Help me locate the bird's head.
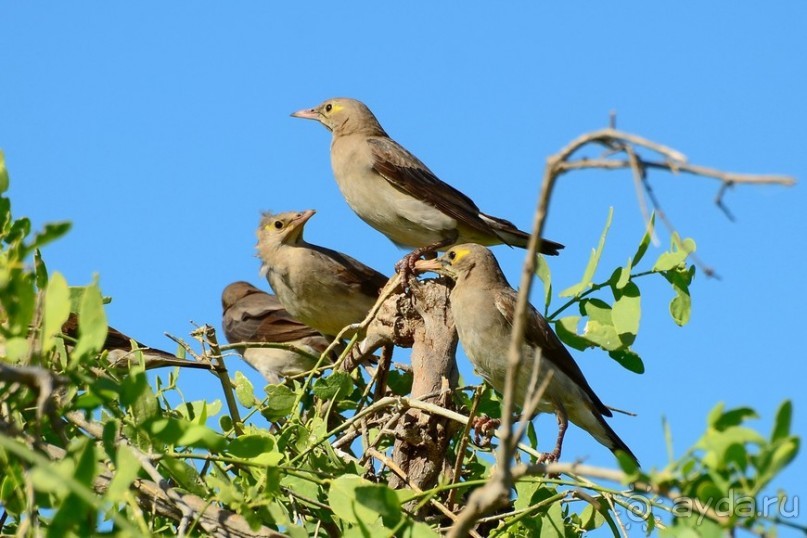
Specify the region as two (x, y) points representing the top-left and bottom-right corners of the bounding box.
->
(415, 243), (502, 284)
(257, 209), (316, 249)
(291, 98), (386, 137)
(221, 281), (260, 311)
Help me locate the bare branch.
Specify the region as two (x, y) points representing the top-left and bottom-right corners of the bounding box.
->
(447, 125), (794, 536)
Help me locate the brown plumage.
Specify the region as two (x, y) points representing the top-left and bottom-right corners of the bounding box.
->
(222, 281), (334, 384)
(291, 97), (564, 273)
(255, 209), (389, 336)
(417, 244), (637, 465)
(61, 313), (210, 371)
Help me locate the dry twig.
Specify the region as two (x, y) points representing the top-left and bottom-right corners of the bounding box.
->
(447, 125), (794, 536)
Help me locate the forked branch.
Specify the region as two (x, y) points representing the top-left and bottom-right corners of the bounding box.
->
(448, 125), (795, 537)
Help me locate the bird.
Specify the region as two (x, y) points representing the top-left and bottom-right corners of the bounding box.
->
(255, 209), (390, 337)
(221, 281), (336, 384)
(290, 97), (564, 275)
(60, 313), (211, 371)
(415, 244), (637, 464)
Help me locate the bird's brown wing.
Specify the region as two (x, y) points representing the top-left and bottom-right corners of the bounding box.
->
(224, 293), (325, 344)
(309, 244), (389, 299)
(367, 137), (505, 239)
(493, 289), (611, 416)
(62, 313), (211, 370)
(62, 312), (173, 357)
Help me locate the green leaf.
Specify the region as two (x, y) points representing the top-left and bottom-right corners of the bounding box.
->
(514, 480), (540, 511)
(386, 369), (413, 396)
(699, 426), (766, 468)
(400, 521), (441, 538)
(281, 475), (320, 508)
(261, 384), (297, 421)
(611, 282), (641, 342)
(219, 414), (234, 432)
(148, 417), (225, 450)
(32, 221), (71, 251)
(580, 501), (607, 531)
(613, 261), (632, 290)
(581, 298), (612, 324)
(712, 407), (758, 431)
(328, 475), (400, 527)
(582, 319), (621, 351)
(706, 402), (725, 428)
(106, 445), (142, 503)
(662, 415), (674, 463)
(560, 207), (613, 297)
(669, 287), (691, 326)
(0, 197), (11, 236)
(0, 149), (8, 193)
(540, 500), (566, 538)
(48, 438), (97, 537)
(664, 265), (695, 327)
(70, 281), (108, 362)
(43, 272), (71, 353)
(771, 400), (792, 442)
(313, 371), (353, 401)
(227, 434), (283, 466)
(178, 399), (222, 424)
(631, 213), (655, 267)
(120, 370), (149, 407)
(652, 233), (696, 272)
(160, 457), (207, 497)
(766, 437), (799, 478)
(3, 337), (30, 362)
(355, 484), (401, 526)
(608, 348), (645, 374)
(34, 249), (48, 290)
(233, 371), (256, 408)
(554, 316), (591, 351)
(535, 254), (553, 312)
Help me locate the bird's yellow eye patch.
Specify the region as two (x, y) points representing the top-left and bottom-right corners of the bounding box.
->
(329, 104), (344, 114)
(447, 247), (471, 264)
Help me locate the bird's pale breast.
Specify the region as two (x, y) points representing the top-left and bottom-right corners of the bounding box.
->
(331, 135), (457, 248)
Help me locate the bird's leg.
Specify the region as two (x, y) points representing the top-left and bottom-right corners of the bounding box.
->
(540, 405), (569, 463)
(394, 235), (457, 291)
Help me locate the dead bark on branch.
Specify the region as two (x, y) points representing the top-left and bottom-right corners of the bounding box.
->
(359, 278), (459, 498)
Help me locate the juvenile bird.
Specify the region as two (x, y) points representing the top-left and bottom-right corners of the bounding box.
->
(416, 244), (637, 464)
(221, 281), (334, 384)
(256, 210), (389, 337)
(291, 97), (564, 274)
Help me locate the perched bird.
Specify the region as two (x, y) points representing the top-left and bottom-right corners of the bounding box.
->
(290, 97), (564, 273)
(221, 281), (335, 384)
(416, 244), (637, 464)
(256, 210), (389, 337)
(60, 313), (211, 371)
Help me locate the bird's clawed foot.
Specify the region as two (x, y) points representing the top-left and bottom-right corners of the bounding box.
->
(395, 250), (435, 294)
(471, 415), (500, 447)
(538, 448), (561, 464)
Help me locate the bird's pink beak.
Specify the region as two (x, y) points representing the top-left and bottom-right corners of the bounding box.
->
(414, 258), (444, 274)
(290, 107), (319, 120)
(296, 209), (316, 225)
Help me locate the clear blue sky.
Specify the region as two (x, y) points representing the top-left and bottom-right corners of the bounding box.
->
(2, 4), (805, 533)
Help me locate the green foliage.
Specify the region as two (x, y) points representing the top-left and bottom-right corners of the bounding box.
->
(0, 157), (799, 537)
(543, 211), (697, 375)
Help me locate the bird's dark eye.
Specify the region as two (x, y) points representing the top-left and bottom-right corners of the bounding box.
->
(325, 103), (332, 112)
(447, 251), (456, 260)
(274, 221), (283, 229)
